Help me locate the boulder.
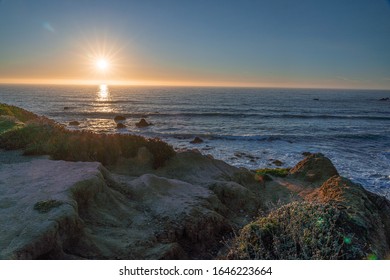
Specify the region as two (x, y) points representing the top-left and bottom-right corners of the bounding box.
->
(116, 123), (126, 129)
(68, 121), (80, 126)
(136, 118), (151, 128)
(308, 176), (390, 259)
(190, 137), (204, 144)
(289, 153), (338, 184)
(114, 115), (126, 121)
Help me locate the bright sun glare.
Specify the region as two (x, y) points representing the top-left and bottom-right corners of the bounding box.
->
(96, 59), (108, 71)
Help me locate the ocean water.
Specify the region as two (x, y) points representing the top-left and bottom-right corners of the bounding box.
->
(1, 84), (389, 197)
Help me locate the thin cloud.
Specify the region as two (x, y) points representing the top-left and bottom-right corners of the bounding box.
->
(336, 76), (370, 83)
(43, 22), (55, 33)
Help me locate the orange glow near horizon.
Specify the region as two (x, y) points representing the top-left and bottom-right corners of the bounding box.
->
(0, 78), (387, 90)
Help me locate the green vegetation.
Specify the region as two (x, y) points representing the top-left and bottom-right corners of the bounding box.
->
(0, 103), (175, 168)
(33, 200), (64, 213)
(0, 116), (19, 133)
(227, 201), (366, 260)
(0, 103), (39, 123)
(255, 168), (290, 179)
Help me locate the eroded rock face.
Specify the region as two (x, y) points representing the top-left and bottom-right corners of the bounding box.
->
(289, 153), (338, 184)
(0, 153), (263, 260)
(0, 159), (102, 259)
(2, 148), (389, 260)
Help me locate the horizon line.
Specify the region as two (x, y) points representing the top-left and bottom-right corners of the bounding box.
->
(0, 78), (389, 91)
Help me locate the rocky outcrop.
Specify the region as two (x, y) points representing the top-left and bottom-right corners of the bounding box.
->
(0, 150), (264, 260)
(228, 154), (390, 260)
(136, 118), (151, 128)
(289, 153), (338, 184)
(308, 176), (390, 259)
(2, 102), (390, 260)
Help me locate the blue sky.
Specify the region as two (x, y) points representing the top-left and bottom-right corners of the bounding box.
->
(0, 0), (390, 88)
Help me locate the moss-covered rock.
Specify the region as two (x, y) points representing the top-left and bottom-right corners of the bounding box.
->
(33, 200), (64, 213)
(227, 201), (367, 260)
(255, 168), (290, 180)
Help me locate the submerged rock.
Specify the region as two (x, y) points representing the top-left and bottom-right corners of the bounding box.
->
(68, 121), (80, 126)
(136, 118), (151, 128)
(272, 159), (283, 166)
(379, 97), (389, 101)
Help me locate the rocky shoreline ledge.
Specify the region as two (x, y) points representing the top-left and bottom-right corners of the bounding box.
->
(1, 103), (390, 260)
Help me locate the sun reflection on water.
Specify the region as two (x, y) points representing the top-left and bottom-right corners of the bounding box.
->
(97, 84), (110, 101)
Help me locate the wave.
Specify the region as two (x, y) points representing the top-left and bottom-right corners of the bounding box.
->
(164, 133), (284, 142)
(160, 132), (388, 144)
(49, 110), (390, 121)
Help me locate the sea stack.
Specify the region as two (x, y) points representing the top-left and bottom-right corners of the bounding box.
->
(136, 118), (151, 128)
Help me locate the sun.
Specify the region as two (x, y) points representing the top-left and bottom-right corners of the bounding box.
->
(96, 59), (109, 71)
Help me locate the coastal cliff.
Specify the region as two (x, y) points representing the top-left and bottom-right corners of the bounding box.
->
(1, 103), (389, 260)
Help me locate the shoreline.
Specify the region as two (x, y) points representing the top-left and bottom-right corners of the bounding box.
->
(1, 103), (390, 260)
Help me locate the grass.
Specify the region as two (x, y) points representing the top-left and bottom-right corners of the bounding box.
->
(255, 168), (290, 181)
(0, 116), (19, 134)
(33, 200), (64, 213)
(227, 201), (367, 260)
(0, 103), (39, 123)
(0, 103), (175, 168)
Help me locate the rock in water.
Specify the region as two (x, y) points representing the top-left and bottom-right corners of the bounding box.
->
(114, 115), (126, 121)
(116, 123), (126, 129)
(272, 159), (283, 166)
(69, 121), (80, 126)
(190, 137), (204, 144)
(289, 153), (338, 184)
(136, 118), (151, 128)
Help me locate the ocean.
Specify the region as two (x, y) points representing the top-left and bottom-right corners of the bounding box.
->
(1, 84), (389, 198)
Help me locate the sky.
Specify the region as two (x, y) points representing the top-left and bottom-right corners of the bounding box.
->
(0, 0), (390, 89)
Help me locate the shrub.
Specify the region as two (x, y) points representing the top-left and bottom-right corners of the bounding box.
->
(0, 116), (19, 134)
(227, 201), (366, 260)
(255, 168), (290, 181)
(0, 103), (39, 122)
(0, 104), (175, 168)
(33, 200), (64, 213)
